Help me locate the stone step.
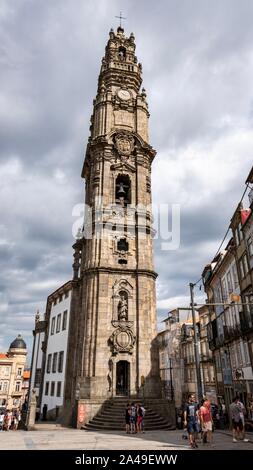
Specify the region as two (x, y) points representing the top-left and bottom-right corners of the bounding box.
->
(102, 406), (146, 409)
(84, 422), (172, 431)
(82, 398), (174, 432)
(91, 415), (168, 425)
(99, 409), (160, 419)
(104, 406), (150, 411)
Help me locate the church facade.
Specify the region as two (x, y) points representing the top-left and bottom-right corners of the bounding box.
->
(63, 26), (166, 427)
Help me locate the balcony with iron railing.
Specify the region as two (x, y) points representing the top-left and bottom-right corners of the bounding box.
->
(208, 338), (216, 351)
(239, 309), (253, 334)
(184, 355), (195, 364)
(215, 335), (224, 348)
(200, 352), (213, 362)
(223, 324), (242, 342)
(12, 390), (22, 396)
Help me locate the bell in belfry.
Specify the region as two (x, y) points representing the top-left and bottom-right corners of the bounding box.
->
(118, 182), (126, 197)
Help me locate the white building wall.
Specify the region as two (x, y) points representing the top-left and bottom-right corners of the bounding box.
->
(41, 292), (72, 412)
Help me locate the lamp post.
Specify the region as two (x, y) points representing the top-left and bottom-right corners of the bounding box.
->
(189, 283), (203, 403)
(169, 358), (174, 401)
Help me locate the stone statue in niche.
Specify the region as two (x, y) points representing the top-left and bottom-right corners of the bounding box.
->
(107, 359), (113, 392)
(118, 293), (128, 321)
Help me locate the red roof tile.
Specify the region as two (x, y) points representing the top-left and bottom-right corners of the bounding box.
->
(0, 353), (8, 359)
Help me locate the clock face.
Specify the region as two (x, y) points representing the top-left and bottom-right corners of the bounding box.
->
(117, 89), (131, 101)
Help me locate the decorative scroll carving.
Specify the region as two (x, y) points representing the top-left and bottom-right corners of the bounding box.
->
(109, 322), (136, 354)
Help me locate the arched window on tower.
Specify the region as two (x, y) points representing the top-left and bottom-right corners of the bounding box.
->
(118, 291), (128, 321)
(115, 174), (131, 207)
(118, 46), (126, 61)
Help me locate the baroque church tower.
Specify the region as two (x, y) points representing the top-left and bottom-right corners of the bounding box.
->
(64, 26), (165, 427)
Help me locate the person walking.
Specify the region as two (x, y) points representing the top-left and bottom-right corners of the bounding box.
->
(184, 394), (199, 449)
(12, 411), (19, 431)
(136, 404), (144, 433)
(130, 403), (137, 434)
(229, 396), (248, 443)
(200, 400), (213, 445)
(238, 399), (249, 442)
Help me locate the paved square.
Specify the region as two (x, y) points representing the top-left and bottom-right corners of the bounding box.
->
(0, 426), (252, 450)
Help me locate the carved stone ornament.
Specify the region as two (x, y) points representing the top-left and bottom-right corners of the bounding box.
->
(115, 133), (134, 156)
(109, 323), (136, 354)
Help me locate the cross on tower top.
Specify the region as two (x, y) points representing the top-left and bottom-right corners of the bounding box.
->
(115, 12), (126, 28)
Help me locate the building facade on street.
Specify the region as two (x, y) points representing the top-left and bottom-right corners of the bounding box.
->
(197, 305), (216, 402)
(21, 369), (30, 405)
(240, 172), (253, 378)
(203, 240), (253, 414)
(180, 319), (197, 399)
(202, 168), (253, 417)
(41, 281), (72, 419)
(0, 335), (28, 410)
(157, 307), (215, 409)
(157, 310), (185, 408)
(156, 167), (253, 419)
(29, 281), (72, 419)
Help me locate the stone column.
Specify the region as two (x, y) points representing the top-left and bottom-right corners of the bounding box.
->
(26, 389), (37, 430)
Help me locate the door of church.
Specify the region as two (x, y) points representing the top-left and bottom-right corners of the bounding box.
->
(116, 361), (129, 396)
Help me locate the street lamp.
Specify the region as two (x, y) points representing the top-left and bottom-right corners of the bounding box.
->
(189, 283), (203, 404)
(169, 358), (174, 401)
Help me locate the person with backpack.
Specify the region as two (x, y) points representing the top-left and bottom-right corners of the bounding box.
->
(184, 394), (200, 449)
(229, 396), (248, 442)
(130, 403), (137, 434)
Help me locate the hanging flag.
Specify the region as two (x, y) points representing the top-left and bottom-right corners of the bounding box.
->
(241, 209), (251, 225)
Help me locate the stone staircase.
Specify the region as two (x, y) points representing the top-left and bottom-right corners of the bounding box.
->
(84, 397), (174, 431)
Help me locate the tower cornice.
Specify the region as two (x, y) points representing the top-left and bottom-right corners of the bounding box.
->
(80, 266), (158, 280)
(81, 130), (156, 179)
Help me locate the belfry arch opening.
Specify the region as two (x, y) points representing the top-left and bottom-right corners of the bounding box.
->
(118, 46), (126, 61)
(115, 174), (131, 206)
(117, 238), (129, 252)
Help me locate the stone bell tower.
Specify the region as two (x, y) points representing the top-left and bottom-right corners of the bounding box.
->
(64, 26), (163, 427)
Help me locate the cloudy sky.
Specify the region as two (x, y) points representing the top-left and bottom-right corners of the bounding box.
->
(0, 0), (253, 356)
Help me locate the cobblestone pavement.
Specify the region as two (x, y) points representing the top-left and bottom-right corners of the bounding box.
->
(0, 426), (252, 450)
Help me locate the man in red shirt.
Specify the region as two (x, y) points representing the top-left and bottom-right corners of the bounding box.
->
(200, 400), (213, 445)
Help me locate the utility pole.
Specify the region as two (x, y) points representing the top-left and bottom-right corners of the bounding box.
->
(169, 358), (174, 401)
(189, 282), (202, 403)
